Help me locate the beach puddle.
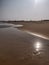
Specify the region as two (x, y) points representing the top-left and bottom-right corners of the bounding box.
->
(0, 24), (11, 28)
(0, 23), (23, 28)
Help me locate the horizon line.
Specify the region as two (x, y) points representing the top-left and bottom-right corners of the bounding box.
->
(0, 19), (49, 21)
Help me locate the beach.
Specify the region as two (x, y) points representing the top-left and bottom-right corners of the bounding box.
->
(0, 22), (49, 65)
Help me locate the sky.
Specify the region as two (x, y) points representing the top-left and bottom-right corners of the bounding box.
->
(0, 0), (49, 21)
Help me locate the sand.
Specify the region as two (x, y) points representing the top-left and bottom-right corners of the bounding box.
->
(11, 21), (49, 37)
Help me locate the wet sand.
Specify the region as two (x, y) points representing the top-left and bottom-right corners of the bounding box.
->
(0, 23), (49, 65)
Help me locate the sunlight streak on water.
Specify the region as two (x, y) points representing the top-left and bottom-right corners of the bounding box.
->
(25, 31), (49, 40)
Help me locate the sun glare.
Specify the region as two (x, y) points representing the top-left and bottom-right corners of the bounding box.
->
(35, 0), (43, 4)
(34, 41), (42, 51)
